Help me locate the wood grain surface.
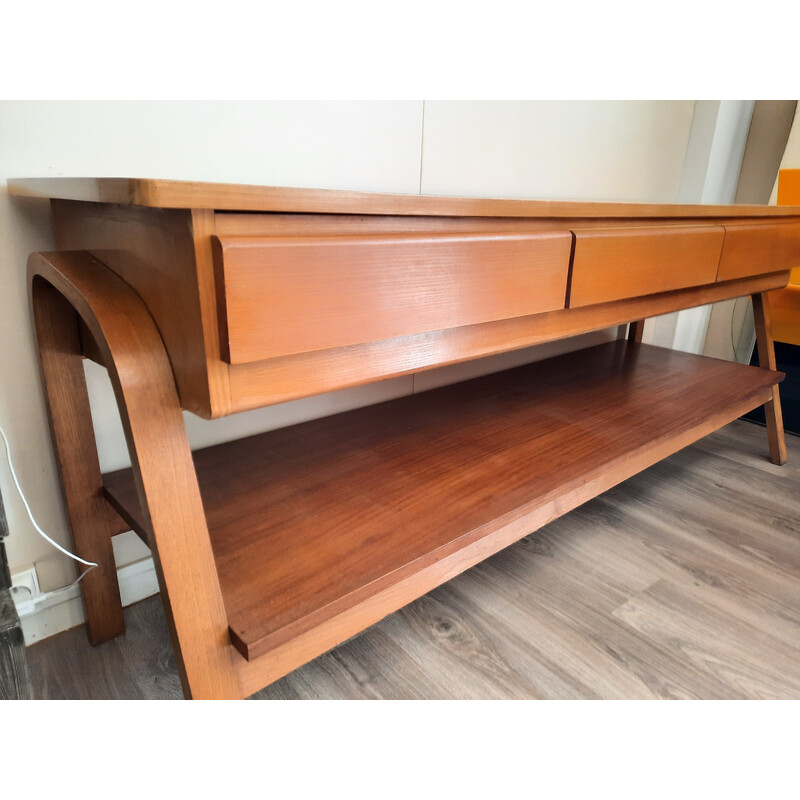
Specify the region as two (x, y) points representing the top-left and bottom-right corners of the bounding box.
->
(752, 292), (787, 465)
(225, 271), (791, 413)
(103, 341), (781, 675)
(19, 179), (800, 701)
(717, 222), (800, 281)
(10, 176), (800, 218)
(213, 232), (572, 363)
(25, 420), (800, 700)
(51, 200), (218, 418)
(42, 193), (800, 418)
(212, 211), (800, 238)
(568, 225), (725, 307)
(30, 280), (126, 644)
(29, 251), (241, 699)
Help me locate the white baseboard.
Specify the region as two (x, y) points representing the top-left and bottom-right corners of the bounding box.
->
(17, 557), (159, 645)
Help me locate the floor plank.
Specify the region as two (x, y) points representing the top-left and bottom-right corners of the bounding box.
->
(25, 419), (800, 700)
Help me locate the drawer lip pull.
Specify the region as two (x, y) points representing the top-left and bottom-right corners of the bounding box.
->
(213, 231), (573, 364)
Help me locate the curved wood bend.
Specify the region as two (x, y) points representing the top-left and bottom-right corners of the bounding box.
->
(28, 251), (241, 699)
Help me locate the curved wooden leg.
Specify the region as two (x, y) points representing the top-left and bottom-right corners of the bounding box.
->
(752, 292), (787, 465)
(31, 279), (125, 645)
(30, 251), (242, 699)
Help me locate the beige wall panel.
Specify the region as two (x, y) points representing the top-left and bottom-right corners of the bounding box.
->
(1, 101), (424, 192)
(420, 101), (695, 202)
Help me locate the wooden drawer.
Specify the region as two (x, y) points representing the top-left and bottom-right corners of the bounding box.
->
(717, 222), (800, 282)
(568, 225), (725, 307)
(212, 232), (572, 364)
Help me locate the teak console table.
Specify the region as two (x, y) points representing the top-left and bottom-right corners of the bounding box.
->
(10, 177), (800, 699)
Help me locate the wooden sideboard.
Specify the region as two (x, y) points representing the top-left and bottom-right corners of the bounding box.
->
(9, 177), (800, 699)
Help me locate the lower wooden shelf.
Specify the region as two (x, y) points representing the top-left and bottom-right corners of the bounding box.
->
(102, 341), (782, 665)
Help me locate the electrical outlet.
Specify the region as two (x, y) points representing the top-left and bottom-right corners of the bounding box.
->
(10, 565), (40, 616)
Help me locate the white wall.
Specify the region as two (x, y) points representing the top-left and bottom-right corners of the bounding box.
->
(0, 100), (701, 636)
(420, 101), (694, 201)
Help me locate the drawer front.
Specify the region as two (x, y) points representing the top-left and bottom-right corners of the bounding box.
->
(717, 222), (800, 282)
(213, 232), (572, 363)
(568, 225), (725, 307)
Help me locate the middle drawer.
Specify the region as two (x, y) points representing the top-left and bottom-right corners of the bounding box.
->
(212, 231), (572, 364)
(568, 224), (726, 307)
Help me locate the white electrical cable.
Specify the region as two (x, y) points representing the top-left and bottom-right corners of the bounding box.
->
(0, 422), (98, 570)
(11, 565), (97, 614)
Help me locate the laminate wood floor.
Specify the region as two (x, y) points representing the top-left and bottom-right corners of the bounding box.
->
(25, 420), (800, 700)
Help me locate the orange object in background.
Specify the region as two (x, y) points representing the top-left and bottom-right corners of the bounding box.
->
(772, 169), (800, 345)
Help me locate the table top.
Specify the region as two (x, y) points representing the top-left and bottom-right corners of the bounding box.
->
(10, 176), (800, 219)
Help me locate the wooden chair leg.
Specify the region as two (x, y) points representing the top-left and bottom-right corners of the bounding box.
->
(29, 252), (241, 699)
(752, 292), (787, 465)
(627, 320), (645, 343)
(31, 279), (125, 645)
